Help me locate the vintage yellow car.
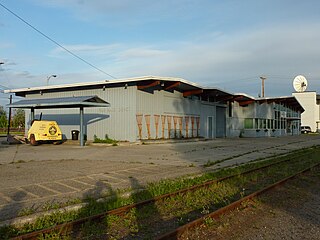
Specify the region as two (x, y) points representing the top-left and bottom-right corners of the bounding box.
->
(27, 120), (62, 146)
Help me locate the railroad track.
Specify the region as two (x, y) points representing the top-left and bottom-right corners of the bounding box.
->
(8, 149), (320, 239)
(156, 162), (320, 239)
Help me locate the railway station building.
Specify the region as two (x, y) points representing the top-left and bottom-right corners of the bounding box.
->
(6, 76), (304, 142)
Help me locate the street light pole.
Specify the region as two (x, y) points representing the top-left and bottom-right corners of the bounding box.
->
(46, 75), (57, 86)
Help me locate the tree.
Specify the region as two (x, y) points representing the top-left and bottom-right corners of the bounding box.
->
(12, 109), (25, 129)
(0, 106), (7, 128)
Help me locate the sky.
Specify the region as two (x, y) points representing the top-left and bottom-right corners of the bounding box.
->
(1, 0), (320, 107)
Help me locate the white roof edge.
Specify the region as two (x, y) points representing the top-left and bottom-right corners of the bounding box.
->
(257, 95), (296, 100)
(4, 75), (230, 94)
(233, 92), (256, 99)
(233, 93), (299, 101)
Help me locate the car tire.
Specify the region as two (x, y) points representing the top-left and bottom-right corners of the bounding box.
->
(30, 134), (38, 146)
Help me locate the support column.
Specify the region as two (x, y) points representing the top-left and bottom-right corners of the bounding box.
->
(7, 95), (12, 137)
(30, 108), (35, 122)
(80, 106), (84, 147)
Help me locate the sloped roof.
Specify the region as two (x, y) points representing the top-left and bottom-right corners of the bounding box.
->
(7, 96), (110, 109)
(4, 75), (234, 100)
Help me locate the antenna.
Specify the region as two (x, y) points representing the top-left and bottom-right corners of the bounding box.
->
(293, 75), (308, 92)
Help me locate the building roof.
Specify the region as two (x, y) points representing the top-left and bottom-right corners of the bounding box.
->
(6, 95), (110, 109)
(4, 75), (304, 112)
(256, 96), (304, 113)
(4, 75), (234, 103)
(4, 75), (228, 94)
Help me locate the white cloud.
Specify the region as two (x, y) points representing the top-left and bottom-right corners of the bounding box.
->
(106, 23), (320, 95)
(50, 44), (121, 57)
(117, 47), (170, 59)
(4, 20), (320, 98)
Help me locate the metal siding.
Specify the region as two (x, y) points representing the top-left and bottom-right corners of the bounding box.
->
(23, 87), (226, 141)
(24, 87), (136, 142)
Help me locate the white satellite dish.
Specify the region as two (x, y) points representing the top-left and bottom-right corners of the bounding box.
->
(293, 75), (308, 92)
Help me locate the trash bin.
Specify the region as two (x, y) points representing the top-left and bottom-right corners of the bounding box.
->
(71, 130), (79, 140)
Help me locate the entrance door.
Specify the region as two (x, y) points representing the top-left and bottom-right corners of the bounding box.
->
(207, 116), (213, 139)
(216, 107), (226, 138)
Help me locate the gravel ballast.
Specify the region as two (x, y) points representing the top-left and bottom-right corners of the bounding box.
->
(184, 167), (320, 240)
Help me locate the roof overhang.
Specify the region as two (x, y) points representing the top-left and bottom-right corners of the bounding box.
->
(6, 96), (110, 109)
(231, 93), (255, 106)
(256, 96), (304, 113)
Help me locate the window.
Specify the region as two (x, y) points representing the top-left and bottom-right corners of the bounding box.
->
(262, 119), (267, 129)
(244, 118), (254, 129)
(267, 119), (271, 129)
(259, 119), (263, 129)
(255, 119), (259, 129)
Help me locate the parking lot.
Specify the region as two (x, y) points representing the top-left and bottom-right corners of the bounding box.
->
(0, 135), (320, 223)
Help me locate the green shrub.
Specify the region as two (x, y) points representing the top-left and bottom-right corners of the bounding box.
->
(93, 134), (118, 144)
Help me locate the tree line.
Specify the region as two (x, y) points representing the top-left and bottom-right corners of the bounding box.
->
(0, 105), (25, 129)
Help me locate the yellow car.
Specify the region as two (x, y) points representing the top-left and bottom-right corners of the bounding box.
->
(27, 120), (63, 146)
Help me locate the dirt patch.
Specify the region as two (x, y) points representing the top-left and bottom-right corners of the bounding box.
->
(183, 167), (320, 240)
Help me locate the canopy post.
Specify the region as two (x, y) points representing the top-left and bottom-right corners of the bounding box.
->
(30, 108), (35, 122)
(80, 106), (84, 147)
(6, 95), (12, 140)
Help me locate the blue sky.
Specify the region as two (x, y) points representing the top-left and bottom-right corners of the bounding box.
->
(1, 0), (320, 106)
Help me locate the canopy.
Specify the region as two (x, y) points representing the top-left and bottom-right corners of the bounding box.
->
(7, 96), (110, 146)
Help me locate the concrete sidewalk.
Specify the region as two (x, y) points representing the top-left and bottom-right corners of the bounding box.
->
(0, 135), (319, 223)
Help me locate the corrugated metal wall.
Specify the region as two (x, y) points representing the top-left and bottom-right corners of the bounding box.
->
(24, 86), (226, 141)
(25, 86), (137, 142)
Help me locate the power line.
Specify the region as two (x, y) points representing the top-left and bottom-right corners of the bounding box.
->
(0, 83), (9, 90)
(0, 2), (117, 80)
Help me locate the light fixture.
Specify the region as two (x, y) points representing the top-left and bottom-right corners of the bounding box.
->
(103, 85), (106, 91)
(160, 82), (165, 87)
(124, 83), (128, 89)
(46, 74), (57, 86)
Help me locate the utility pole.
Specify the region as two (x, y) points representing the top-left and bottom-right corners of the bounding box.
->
(260, 76), (267, 98)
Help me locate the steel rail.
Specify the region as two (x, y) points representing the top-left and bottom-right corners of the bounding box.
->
(156, 162), (320, 240)
(10, 154), (310, 240)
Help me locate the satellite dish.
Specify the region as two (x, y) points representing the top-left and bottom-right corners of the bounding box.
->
(293, 75), (308, 92)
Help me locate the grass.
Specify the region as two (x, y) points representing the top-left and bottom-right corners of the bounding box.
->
(17, 207), (36, 217)
(93, 134), (118, 144)
(203, 159), (223, 167)
(1, 147), (320, 239)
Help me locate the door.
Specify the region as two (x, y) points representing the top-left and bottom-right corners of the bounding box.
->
(207, 116), (213, 139)
(216, 107), (226, 138)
